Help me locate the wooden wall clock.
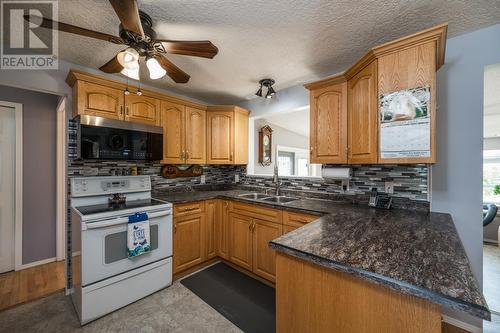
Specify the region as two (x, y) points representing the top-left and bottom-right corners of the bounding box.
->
(259, 125), (273, 166)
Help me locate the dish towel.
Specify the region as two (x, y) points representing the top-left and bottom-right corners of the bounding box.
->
(127, 212), (151, 258)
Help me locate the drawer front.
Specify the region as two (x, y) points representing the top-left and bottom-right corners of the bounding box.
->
(230, 201), (282, 223)
(174, 201), (205, 217)
(283, 211), (319, 226)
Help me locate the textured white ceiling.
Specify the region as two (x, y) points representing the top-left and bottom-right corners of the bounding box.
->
(56, 0), (500, 104)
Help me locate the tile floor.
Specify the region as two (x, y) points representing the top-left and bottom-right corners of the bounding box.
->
(0, 281), (242, 333)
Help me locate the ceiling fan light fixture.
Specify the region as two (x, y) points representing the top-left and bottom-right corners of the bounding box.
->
(146, 57), (167, 80)
(120, 66), (140, 80)
(117, 47), (140, 69)
(266, 86), (276, 99)
(257, 79), (276, 99)
(255, 85), (263, 97)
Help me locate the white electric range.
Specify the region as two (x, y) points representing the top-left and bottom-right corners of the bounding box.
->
(69, 175), (172, 325)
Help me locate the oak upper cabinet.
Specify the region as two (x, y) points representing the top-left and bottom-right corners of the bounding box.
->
(161, 101), (185, 164)
(229, 212), (253, 271)
(205, 200), (217, 259)
(306, 81), (348, 164)
(252, 218), (282, 282)
(161, 101), (207, 164)
(173, 203), (206, 274)
(124, 93), (161, 126)
(347, 60), (379, 164)
(185, 107), (207, 164)
(206, 106), (249, 164)
(377, 41), (438, 164)
(217, 200), (230, 260)
(74, 81), (124, 120)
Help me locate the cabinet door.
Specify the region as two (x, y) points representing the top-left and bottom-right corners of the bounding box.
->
(217, 200), (230, 260)
(161, 101), (185, 164)
(124, 94), (160, 125)
(205, 200), (217, 259)
(173, 213), (204, 274)
(229, 213), (253, 271)
(206, 111), (233, 164)
(348, 60), (378, 164)
(185, 107), (206, 164)
(310, 82), (348, 164)
(76, 81), (124, 120)
(252, 219), (282, 282)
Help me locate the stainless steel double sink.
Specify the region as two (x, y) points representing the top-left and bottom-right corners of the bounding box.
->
(238, 192), (298, 204)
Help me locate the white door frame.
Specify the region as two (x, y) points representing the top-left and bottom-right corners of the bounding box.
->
(56, 97), (67, 261)
(0, 101), (23, 271)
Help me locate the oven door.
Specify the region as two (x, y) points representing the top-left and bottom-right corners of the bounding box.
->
(81, 209), (172, 286)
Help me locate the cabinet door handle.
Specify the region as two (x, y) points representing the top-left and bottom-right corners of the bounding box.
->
(230, 153), (233, 162)
(120, 105), (124, 116)
(252, 221), (256, 231)
(126, 106), (130, 116)
(183, 207), (198, 212)
(249, 220), (253, 230)
(174, 223), (177, 233)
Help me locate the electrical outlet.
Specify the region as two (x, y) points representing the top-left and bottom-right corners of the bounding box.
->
(234, 174), (240, 183)
(200, 175), (206, 184)
(385, 181), (394, 194)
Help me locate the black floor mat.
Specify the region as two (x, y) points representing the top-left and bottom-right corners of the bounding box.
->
(180, 263), (276, 333)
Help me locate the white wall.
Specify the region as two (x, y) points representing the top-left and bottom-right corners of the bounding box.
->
(432, 23), (500, 326)
(252, 119), (309, 175)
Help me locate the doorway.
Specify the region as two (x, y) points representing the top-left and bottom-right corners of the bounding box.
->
(0, 102), (22, 274)
(483, 63), (500, 316)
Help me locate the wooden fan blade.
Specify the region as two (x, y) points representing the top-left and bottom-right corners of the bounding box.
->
(156, 40), (219, 59)
(109, 0), (144, 37)
(99, 55), (123, 73)
(153, 54), (190, 83)
(23, 15), (124, 44)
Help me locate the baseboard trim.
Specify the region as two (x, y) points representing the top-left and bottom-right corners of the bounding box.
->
(442, 315), (481, 333)
(17, 257), (57, 271)
(483, 238), (498, 245)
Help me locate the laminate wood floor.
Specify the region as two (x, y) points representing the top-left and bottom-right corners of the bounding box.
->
(0, 260), (65, 311)
(484, 244), (500, 313)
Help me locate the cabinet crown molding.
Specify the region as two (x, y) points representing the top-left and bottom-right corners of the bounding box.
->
(66, 69), (207, 110)
(304, 23), (447, 91)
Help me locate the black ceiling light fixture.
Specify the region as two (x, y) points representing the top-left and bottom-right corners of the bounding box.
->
(256, 79), (276, 99)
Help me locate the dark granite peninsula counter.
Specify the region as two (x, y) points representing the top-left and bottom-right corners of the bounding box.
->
(153, 187), (489, 330)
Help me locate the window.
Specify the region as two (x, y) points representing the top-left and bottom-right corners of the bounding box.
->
(483, 150), (500, 203)
(276, 145), (321, 177)
(277, 151), (294, 176)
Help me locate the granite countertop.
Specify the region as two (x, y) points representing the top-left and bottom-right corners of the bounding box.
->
(153, 188), (490, 320)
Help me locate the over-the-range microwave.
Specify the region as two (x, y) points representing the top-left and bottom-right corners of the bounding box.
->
(76, 115), (163, 161)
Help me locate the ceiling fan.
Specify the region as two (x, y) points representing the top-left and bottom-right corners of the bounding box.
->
(24, 0), (219, 83)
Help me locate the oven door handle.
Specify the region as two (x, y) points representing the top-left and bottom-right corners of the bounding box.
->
(82, 210), (172, 230)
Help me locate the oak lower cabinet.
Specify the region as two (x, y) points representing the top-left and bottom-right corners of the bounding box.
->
(205, 200), (218, 259)
(252, 219), (282, 282)
(217, 200), (230, 260)
(347, 60), (379, 164)
(229, 212), (254, 271)
(229, 202), (283, 282)
(283, 211), (319, 234)
(173, 211), (205, 274)
(206, 106), (249, 165)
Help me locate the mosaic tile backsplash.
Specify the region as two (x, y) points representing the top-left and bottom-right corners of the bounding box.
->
(68, 120), (428, 201)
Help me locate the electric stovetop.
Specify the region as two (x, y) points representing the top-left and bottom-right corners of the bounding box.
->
(75, 198), (167, 216)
